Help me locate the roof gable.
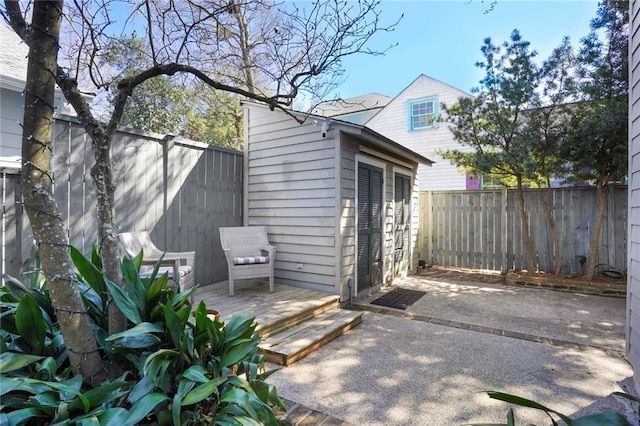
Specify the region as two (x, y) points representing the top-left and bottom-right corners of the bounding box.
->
(365, 74), (471, 127)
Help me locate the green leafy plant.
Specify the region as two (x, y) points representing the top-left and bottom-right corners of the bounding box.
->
(103, 252), (284, 425)
(472, 391), (633, 426)
(1, 246), (284, 425)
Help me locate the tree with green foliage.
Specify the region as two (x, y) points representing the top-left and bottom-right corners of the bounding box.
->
(2, 0), (398, 382)
(441, 29), (542, 275)
(522, 37), (577, 274)
(562, 0), (628, 280)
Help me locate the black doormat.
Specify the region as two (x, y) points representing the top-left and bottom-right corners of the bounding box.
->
(370, 288), (427, 310)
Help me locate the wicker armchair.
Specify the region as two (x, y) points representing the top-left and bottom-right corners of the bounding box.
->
(116, 231), (195, 293)
(219, 226), (276, 296)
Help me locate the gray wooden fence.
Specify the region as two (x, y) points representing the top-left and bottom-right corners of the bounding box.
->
(417, 187), (627, 275)
(1, 115), (243, 286)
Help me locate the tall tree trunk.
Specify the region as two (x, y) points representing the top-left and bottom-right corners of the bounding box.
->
(91, 134), (126, 334)
(13, 0), (104, 384)
(232, 4), (256, 94)
(585, 181), (609, 280)
(542, 187), (562, 275)
(516, 176), (536, 275)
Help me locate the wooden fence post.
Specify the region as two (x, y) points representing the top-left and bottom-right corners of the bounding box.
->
(501, 188), (508, 274)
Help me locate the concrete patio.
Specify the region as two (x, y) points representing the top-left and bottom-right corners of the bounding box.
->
(266, 268), (636, 425)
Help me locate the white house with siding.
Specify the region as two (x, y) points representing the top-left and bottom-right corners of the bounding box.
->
(628, 0), (640, 394)
(317, 74), (475, 191)
(243, 101), (432, 301)
(0, 23), (78, 162)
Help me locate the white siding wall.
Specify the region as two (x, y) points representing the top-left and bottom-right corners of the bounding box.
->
(245, 104), (338, 294)
(366, 75), (472, 191)
(1, 87), (71, 159)
(629, 0), (640, 392)
(1, 88), (24, 158)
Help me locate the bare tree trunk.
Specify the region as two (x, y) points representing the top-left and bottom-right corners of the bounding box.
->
(232, 4), (256, 94)
(91, 134), (126, 334)
(516, 176), (536, 275)
(585, 182), (608, 280)
(542, 187), (562, 275)
(10, 0), (104, 384)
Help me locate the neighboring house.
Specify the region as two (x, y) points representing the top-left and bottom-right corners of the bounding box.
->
(312, 93), (391, 125)
(628, 0), (640, 394)
(243, 101), (432, 301)
(0, 23), (72, 160)
(317, 74), (475, 191)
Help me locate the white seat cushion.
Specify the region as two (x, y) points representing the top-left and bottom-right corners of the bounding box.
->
(232, 256), (270, 265)
(139, 265), (192, 279)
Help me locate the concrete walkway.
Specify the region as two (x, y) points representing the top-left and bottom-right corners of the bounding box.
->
(267, 269), (636, 425)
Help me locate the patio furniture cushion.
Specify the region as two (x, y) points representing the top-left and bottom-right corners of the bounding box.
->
(139, 265), (193, 279)
(233, 256), (270, 265)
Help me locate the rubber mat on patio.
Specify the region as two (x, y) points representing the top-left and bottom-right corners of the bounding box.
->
(370, 288), (426, 310)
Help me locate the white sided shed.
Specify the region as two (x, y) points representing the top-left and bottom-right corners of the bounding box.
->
(243, 101), (433, 301)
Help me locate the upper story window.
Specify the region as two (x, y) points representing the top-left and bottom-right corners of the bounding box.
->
(409, 97), (438, 131)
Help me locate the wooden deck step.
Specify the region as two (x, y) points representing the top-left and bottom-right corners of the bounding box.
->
(260, 309), (363, 366)
(255, 294), (340, 339)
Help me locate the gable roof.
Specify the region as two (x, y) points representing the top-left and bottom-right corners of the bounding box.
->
(0, 23), (29, 90)
(244, 100), (433, 166)
(364, 74), (472, 126)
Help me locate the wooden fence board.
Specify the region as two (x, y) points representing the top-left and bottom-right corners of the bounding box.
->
(2, 118), (244, 286)
(418, 187), (628, 275)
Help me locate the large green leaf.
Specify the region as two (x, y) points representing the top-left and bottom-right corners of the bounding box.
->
(111, 334), (161, 349)
(129, 375), (155, 404)
(220, 341), (258, 369)
(70, 246), (106, 300)
(143, 349), (177, 385)
(486, 392), (572, 424)
(67, 378), (129, 412)
(123, 392), (169, 426)
(182, 377), (226, 406)
(164, 304), (185, 350)
(2, 407), (43, 426)
(107, 322), (164, 340)
(569, 412), (632, 426)
(223, 314), (256, 343)
(181, 365), (209, 383)
(15, 295), (46, 353)
(0, 352), (45, 374)
(120, 256), (147, 312)
(36, 357), (57, 381)
(0, 375), (23, 395)
(172, 379), (197, 426)
(2, 275), (53, 318)
(99, 407), (132, 426)
(104, 277), (142, 324)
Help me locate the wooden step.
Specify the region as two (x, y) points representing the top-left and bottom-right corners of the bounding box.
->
(255, 294), (340, 339)
(260, 309), (363, 366)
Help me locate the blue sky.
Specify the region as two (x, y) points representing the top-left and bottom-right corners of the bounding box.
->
(331, 0), (600, 99)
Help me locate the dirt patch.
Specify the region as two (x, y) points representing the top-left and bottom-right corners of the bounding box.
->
(414, 266), (626, 297)
(505, 270), (626, 297)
